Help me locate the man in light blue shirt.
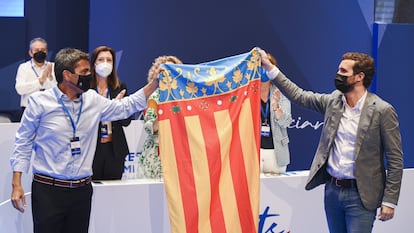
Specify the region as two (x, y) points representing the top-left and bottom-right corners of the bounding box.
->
(10, 48), (158, 233)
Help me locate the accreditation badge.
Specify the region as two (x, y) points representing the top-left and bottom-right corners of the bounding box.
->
(100, 122), (112, 138)
(100, 124), (109, 138)
(70, 136), (81, 156)
(261, 123), (270, 137)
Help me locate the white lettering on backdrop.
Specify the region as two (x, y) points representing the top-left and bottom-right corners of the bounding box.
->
(288, 116), (324, 130)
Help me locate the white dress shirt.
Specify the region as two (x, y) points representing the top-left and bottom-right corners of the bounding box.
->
(327, 91), (367, 179)
(15, 59), (57, 107)
(10, 86), (147, 180)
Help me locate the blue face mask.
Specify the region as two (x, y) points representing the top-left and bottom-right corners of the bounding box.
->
(260, 67), (270, 82)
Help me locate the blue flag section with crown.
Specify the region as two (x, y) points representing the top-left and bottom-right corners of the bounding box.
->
(158, 47), (265, 103)
(156, 47), (263, 233)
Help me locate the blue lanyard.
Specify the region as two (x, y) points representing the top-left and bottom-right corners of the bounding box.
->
(31, 60), (47, 77)
(30, 60), (40, 77)
(53, 88), (83, 137)
(261, 100), (269, 119)
(95, 88), (110, 99)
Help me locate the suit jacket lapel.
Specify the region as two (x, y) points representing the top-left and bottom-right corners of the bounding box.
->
(323, 96), (344, 151)
(354, 93), (375, 158)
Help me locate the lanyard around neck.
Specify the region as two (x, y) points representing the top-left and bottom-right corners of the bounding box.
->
(53, 88), (83, 137)
(95, 87), (110, 99)
(31, 60), (47, 78)
(261, 99), (270, 119)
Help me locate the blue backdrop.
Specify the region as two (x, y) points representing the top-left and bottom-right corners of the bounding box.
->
(89, 0), (408, 171)
(0, 0), (411, 170)
(374, 23), (414, 168)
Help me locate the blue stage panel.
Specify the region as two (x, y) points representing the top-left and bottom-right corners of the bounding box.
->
(375, 23), (414, 168)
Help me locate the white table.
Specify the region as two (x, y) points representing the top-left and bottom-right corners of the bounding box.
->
(1, 170), (413, 233)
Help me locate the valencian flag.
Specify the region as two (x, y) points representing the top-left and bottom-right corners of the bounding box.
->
(158, 48), (262, 233)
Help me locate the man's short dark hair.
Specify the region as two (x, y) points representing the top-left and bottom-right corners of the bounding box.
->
(342, 52), (375, 88)
(54, 48), (89, 83)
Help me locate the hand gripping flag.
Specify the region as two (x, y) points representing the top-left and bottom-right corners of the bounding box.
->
(158, 48), (262, 233)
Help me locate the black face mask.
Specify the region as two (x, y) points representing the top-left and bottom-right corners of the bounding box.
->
(77, 74), (92, 93)
(33, 51), (47, 63)
(334, 73), (355, 93)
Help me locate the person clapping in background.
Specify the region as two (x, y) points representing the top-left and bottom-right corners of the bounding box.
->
(260, 53), (292, 175)
(15, 37), (57, 117)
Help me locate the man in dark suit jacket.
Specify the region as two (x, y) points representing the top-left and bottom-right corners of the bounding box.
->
(259, 49), (403, 233)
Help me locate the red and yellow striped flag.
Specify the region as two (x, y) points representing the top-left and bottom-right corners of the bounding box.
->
(158, 48), (262, 233)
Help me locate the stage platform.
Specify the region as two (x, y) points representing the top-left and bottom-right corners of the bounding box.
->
(1, 122), (412, 232)
(1, 170), (413, 233)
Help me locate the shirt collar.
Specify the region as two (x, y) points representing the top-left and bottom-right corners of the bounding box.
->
(341, 90), (368, 112)
(53, 87), (81, 102)
(31, 59), (48, 68)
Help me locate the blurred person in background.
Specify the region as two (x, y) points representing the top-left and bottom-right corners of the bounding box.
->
(15, 37), (56, 118)
(90, 46), (131, 180)
(260, 53), (292, 176)
(138, 55), (182, 179)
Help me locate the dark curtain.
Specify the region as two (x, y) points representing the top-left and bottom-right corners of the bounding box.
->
(393, 0), (414, 23)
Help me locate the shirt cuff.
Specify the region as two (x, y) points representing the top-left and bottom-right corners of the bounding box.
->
(266, 66), (280, 80)
(136, 88), (148, 110)
(382, 201), (396, 209)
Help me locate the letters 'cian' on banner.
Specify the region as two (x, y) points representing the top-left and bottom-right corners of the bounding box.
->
(158, 47), (262, 233)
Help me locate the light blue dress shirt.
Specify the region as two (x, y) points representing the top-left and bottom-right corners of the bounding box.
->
(10, 86), (147, 180)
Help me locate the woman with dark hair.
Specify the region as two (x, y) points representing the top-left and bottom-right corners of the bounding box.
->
(90, 46), (131, 180)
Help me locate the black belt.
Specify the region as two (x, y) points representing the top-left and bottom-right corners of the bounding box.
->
(330, 176), (357, 188)
(33, 174), (92, 188)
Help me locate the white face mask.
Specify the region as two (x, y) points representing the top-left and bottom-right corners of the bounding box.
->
(95, 62), (113, 77)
